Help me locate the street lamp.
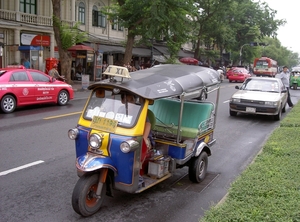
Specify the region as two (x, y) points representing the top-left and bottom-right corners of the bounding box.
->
(239, 43), (249, 66)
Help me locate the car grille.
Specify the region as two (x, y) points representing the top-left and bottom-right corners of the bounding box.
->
(240, 99), (264, 105)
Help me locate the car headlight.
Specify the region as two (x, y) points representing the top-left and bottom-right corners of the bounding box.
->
(265, 101), (278, 106)
(231, 98), (241, 103)
(89, 134), (102, 149)
(120, 140), (139, 153)
(68, 128), (79, 140)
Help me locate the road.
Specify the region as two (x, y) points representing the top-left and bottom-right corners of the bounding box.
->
(0, 84), (299, 222)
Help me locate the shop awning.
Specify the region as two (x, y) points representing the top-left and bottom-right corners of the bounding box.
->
(178, 50), (194, 58)
(153, 45), (170, 56)
(68, 44), (94, 52)
(98, 45), (125, 54)
(132, 47), (152, 57)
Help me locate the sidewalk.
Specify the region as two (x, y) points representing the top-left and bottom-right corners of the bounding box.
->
(71, 80), (94, 92)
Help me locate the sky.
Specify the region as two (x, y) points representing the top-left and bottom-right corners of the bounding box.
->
(259, 0), (300, 55)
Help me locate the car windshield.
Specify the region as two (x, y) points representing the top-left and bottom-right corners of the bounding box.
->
(83, 89), (144, 128)
(241, 79), (279, 92)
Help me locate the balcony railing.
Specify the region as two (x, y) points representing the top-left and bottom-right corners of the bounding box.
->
(0, 9), (53, 27)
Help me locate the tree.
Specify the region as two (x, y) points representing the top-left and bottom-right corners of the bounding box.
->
(103, 0), (195, 64)
(51, 0), (87, 83)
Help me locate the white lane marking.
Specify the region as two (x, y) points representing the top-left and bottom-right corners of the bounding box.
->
(0, 160), (44, 176)
(223, 100), (230, 103)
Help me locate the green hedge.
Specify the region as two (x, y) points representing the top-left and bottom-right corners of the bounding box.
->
(201, 105), (300, 222)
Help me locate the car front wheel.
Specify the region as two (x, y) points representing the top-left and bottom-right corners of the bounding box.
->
(230, 109), (237, 116)
(1, 95), (16, 113)
(57, 90), (69, 105)
(274, 106), (282, 121)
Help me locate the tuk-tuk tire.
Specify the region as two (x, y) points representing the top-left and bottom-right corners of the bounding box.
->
(188, 152), (208, 183)
(72, 174), (106, 217)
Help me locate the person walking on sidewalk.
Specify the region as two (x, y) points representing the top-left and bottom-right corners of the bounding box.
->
(277, 66), (294, 108)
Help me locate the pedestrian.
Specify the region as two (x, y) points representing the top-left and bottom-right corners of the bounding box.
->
(277, 66), (293, 108)
(23, 58), (30, 69)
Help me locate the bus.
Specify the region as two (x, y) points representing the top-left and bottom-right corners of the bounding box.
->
(253, 57), (278, 77)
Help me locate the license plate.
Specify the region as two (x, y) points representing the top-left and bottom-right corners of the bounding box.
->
(246, 107), (256, 113)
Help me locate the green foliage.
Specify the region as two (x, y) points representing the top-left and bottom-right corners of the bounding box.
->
(102, 0), (299, 65)
(52, 16), (87, 50)
(201, 106), (300, 222)
(103, 0), (196, 63)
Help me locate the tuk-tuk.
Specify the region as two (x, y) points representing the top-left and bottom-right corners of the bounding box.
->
(68, 64), (220, 216)
(290, 71), (300, 90)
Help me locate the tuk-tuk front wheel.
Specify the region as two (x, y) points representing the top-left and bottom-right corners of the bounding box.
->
(188, 152), (208, 183)
(72, 174), (106, 217)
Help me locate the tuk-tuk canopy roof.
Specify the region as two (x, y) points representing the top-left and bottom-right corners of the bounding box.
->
(88, 64), (220, 100)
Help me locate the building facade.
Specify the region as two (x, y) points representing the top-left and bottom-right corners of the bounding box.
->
(0, 0), (129, 69)
(0, 0), (194, 77)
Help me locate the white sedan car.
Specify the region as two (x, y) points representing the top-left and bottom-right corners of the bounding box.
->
(229, 77), (288, 121)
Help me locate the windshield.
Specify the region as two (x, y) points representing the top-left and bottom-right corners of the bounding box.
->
(240, 79), (280, 92)
(255, 60), (268, 68)
(83, 89), (144, 128)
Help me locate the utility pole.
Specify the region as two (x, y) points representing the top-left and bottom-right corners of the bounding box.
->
(239, 43), (249, 66)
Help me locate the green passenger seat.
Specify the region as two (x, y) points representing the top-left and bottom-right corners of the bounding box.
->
(148, 98), (214, 138)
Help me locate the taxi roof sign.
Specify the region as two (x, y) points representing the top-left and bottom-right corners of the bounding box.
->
(103, 65), (131, 79)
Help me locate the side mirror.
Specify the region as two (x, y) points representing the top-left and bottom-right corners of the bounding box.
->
(235, 85), (240, 89)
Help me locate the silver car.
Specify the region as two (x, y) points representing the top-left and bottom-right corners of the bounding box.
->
(229, 77), (288, 121)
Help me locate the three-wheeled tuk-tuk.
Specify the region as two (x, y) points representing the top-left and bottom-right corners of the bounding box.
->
(290, 71), (300, 90)
(68, 64), (220, 216)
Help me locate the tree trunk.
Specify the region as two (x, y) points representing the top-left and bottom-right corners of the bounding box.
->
(194, 26), (202, 60)
(123, 28), (135, 65)
(51, 0), (72, 84)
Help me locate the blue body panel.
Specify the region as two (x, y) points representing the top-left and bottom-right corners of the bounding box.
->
(75, 126), (137, 185)
(168, 138), (204, 159)
(75, 126), (90, 158)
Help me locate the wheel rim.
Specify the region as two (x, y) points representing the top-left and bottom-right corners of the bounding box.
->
(3, 97), (15, 112)
(59, 92), (68, 104)
(198, 158), (205, 179)
(85, 184), (99, 208)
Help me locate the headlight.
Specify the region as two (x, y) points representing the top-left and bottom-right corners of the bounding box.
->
(89, 134), (102, 149)
(68, 128), (79, 140)
(231, 98), (241, 103)
(265, 101), (277, 106)
(120, 140), (139, 153)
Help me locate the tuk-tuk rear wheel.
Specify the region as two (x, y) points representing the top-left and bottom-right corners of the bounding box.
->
(72, 174), (106, 217)
(188, 152), (208, 183)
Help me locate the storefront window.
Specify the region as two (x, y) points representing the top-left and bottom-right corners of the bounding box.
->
(19, 0), (36, 14)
